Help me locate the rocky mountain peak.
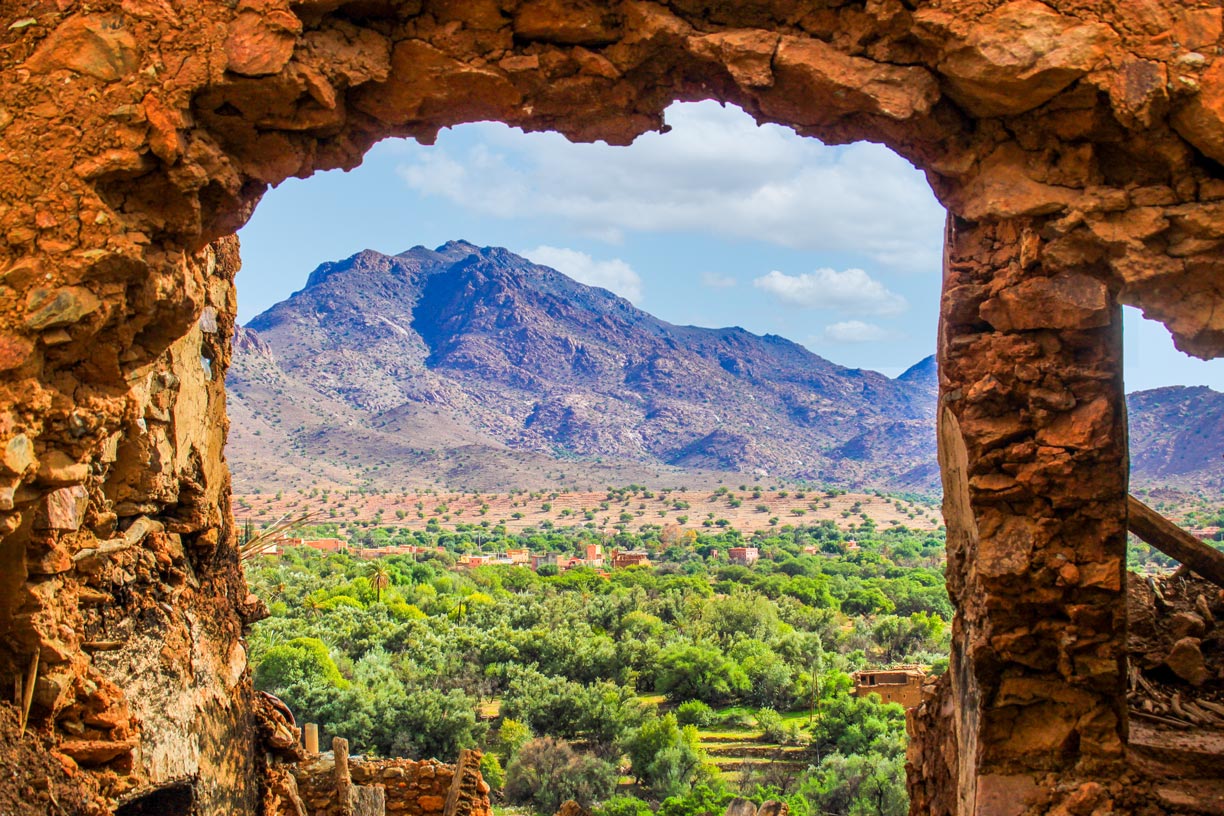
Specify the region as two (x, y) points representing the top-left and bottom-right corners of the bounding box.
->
(228, 243), (1222, 493)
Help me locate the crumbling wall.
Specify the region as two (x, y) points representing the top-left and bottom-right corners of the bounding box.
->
(910, 216), (1129, 816)
(0, 0), (1222, 813)
(286, 751), (491, 816)
(0, 233), (259, 812)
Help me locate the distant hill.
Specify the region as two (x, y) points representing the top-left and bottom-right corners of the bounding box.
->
(1127, 386), (1224, 490)
(226, 240), (1222, 493)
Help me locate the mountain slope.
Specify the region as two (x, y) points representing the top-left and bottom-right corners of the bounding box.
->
(227, 241), (1223, 493)
(1127, 386), (1224, 489)
(230, 241), (938, 490)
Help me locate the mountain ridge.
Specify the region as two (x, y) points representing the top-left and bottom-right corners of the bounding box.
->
(227, 241), (1222, 493)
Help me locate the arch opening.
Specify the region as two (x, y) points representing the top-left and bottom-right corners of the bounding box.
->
(232, 99), (953, 816)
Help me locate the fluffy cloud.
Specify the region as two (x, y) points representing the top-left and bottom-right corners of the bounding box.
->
(752, 269), (907, 315)
(701, 272), (737, 289)
(822, 320), (893, 343)
(524, 245), (643, 303)
(397, 101), (945, 272)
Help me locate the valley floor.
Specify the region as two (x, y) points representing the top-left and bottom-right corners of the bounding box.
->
(234, 487), (943, 536)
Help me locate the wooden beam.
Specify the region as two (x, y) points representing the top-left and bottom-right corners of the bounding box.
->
(1128, 494), (1224, 589)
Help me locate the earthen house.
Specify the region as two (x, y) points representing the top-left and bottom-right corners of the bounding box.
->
(611, 549), (653, 569)
(728, 545), (760, 565)
(853, 667), (927, 709)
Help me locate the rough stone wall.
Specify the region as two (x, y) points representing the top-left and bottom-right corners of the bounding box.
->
(287, 752), (491, 816)
(0, 233), (258, 813)
(908, 216), (1129, 816)
(0, 0), (1223, 813)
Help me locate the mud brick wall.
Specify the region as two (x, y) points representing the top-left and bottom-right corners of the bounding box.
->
(1, 1), (1224, 813)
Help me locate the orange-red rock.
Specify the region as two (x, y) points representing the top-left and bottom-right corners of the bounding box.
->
(3, 2), (1224, 815)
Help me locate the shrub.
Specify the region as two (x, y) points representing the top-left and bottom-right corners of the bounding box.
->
(505, 738), (617, 814)
(675, 700), (714, 728)
(480, 753), (505, 793)
(596, 796), (654, 816)
(755, 708), (786, 743)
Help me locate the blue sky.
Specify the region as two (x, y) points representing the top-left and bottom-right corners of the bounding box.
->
(236, 101), (1223, 392)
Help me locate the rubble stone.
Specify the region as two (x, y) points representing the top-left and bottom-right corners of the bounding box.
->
(36, 485), (88, 531)
(24, 14), (139, 81)
(1165, 637), (1210, 686)
(2, 434), (35, 475)
(24, 288), (101, 331)
(4, 1), (1224, 814)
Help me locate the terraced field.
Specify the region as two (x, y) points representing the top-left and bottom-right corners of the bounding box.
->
(652, 701), (820, 789)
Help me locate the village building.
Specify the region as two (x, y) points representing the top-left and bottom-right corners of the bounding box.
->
(556, 555), (587, 571)
(728, 546), (760, 566)
(852, 667), (926, 708)
(611, 549), (651, 569)
(277, 536), (348, 554)
(585, 543), (605, 567)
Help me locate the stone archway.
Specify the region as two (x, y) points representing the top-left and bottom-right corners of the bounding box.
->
(1, 1), (1222, 813)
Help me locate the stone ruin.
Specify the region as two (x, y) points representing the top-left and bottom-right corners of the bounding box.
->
(0, 0), (1223, 813)
(272, 738), (491, 816)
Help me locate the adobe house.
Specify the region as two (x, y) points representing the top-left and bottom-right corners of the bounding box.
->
(728, 545), (760, 565)
(0, 1), (1222, 814)
(853, 667), (927, 709)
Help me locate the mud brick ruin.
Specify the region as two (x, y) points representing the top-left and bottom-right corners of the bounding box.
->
(1, 0), (1223, 813)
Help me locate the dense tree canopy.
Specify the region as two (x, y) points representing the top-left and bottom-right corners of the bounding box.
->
(247, 515), (951, 816)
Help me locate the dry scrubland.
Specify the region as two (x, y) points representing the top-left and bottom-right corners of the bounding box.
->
(234, 487), (942, 534)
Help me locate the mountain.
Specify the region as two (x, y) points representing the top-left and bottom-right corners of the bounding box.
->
(227, 241), (940, 491)
(1126, 386), (1224, 490)
(226, 240), (1223, 494)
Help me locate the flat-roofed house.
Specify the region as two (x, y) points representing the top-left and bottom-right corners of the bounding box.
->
(852, 667), (926, 708)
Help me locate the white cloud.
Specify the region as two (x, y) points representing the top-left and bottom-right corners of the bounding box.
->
(701, 272), (737, 289)
(524, 245), (643, 303)
(822, 320), (893, 343)
(752, 268), (907, 315)
(396, 101), (945, 273)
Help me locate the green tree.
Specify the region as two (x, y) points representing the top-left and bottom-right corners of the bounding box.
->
(505, 738), (617, 814)
(492, 718), (533, 764)
(622, 714), (707, 797)
(797, 751), (907, 816)
(255, 637), (347, 691)
(655, 643), (748, 705)
(368, 563), (391, 603)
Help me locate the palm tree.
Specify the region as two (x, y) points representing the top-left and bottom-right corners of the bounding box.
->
(369, 563), (391, 604)
(303, 595), (324, 618)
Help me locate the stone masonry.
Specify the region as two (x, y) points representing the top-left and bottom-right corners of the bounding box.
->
(0, 0), (1223, 813)
(285, 749), (492, 816)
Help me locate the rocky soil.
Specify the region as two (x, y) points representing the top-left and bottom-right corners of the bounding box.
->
(1122, 571), (1224, 815)
(233, 486), (943, 534)
(1128, 571), (1224, 724)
